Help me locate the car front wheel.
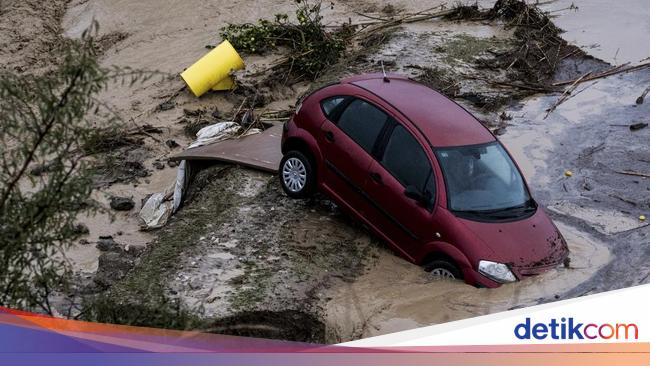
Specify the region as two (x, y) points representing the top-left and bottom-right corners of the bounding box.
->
(279, 150), (315, 198)
(424, 260), (462, 281)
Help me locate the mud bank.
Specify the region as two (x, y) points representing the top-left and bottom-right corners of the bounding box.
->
(83, 164), (379, 342)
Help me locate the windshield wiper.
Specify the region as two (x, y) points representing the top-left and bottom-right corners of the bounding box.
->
(455, 200), (536, 218)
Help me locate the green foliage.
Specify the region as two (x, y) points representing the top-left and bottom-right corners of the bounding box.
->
(84, 294), (200, 330)
(220, 0), (352, 81)
(0, 24), (158, 314)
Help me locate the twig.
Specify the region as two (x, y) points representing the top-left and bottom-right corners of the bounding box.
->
(545, 72), (592, 118)
(126, 125), (164, 142)
(609, 194), (637, 206)
(553, 62), (650, 87)
(615, 170), (650, 178)
(353, 12), (391, 22)
(579, 142), (605, 158)
(636, 85), (650, 104)
(460, 74), (558, 92)
(355, 8), (455, 39)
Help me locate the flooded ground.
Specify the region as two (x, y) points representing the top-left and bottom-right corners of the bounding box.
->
(325, 222), (609, 341)
(2, 0), (649, 343)
(539, 0), (650, 65)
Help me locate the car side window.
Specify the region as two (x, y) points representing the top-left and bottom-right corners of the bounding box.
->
(381, 124), (435, 206)
(337, 99), (388, 153)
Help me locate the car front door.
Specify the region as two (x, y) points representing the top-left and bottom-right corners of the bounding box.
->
(318, 97), (388, 218)
(363, 122), (437, 260)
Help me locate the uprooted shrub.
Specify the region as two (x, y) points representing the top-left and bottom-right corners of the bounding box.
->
(488, 0), (571, 82)
(220, 0), (353, 82)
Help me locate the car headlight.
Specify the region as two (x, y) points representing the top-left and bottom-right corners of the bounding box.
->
(478, 260), (517, 283)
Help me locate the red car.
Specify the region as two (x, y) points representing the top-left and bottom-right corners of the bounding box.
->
(279, 73), (568, 288)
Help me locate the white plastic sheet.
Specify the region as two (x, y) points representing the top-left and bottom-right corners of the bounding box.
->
(139, 121), (242, 230)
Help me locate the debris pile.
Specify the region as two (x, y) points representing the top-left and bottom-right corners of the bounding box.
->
(220, 1), (353, 83)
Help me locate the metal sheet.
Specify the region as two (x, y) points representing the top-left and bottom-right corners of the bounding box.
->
(170, 124), (283, 173)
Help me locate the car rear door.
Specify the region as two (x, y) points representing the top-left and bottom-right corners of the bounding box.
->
(318, 97), (389, 218)
(362, 121), (437, 260)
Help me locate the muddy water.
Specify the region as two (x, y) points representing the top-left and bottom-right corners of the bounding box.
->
(325, 222), (609, 342)
(539, 0), (650, 65)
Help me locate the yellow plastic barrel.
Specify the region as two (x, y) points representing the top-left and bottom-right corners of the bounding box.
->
(181, 40), (244, 97)
(211, 76), (236, 91)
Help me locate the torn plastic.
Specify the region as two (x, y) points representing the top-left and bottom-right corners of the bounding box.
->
(138, 121), (258, 230)
(190, 122), (239, 148)
(139, 192), (173, 230)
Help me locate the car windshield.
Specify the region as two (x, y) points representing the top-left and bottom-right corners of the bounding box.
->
(436, 142), (532, 216)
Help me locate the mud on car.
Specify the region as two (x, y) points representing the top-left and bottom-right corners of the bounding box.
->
(279, 73), (569, 288)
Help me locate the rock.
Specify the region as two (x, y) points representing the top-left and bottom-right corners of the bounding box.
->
(189, 278), (202, 290)
(110, 196), (135, 211)
(79, 239), (90, 245)
(183, 108), (201, 117)
(94, 252), (136, 289)
(29, 161), (55, 176)
(152, 160), (165, 170)
(157, 100), (175, 111)
(72, 223), (89, 235)
(96, 236), (119, 252)
(165, 139), (179, 149)
(168, 160), (179, 168)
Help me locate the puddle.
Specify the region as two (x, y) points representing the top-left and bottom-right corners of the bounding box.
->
(324, 222), (609, 342)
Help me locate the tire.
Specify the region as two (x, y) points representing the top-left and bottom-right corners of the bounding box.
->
(279, 150), (316, 199)
(424, 259), (462, 281)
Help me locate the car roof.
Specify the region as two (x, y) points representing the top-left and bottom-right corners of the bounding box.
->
(341, 73), (495, 147)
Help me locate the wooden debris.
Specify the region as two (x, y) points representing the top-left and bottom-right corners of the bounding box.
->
(636, 85), (650, 104)
(544, 72), (591, 118)
(553, 62), (650, 87)
(615, 170), (650, 179)
(630, 122), (648, 131)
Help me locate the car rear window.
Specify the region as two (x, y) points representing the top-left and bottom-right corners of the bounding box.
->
(337, 99), (388, 153)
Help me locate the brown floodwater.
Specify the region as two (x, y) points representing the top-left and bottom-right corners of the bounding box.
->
(324, 222), (610, 342)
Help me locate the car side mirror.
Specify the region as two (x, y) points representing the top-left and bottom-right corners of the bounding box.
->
(404, 185), (425, 205)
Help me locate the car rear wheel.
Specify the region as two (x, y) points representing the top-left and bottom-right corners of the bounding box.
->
(280, 150), (315, 198)
(424, 260), (462, 281)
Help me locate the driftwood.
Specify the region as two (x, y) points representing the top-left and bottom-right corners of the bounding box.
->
(615, 170), (650, 179)
(544, 72), (592, 118)
(636, 85), (650, 104)
(553, 62), (650, 87)
(354, 6), (454, 40)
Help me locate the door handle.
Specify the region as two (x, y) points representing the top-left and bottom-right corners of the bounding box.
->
(325, 130), (335, 142)
(369, 172), (382, 183)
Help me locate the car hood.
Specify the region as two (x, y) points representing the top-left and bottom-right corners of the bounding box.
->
(457, 208), (568, 276)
